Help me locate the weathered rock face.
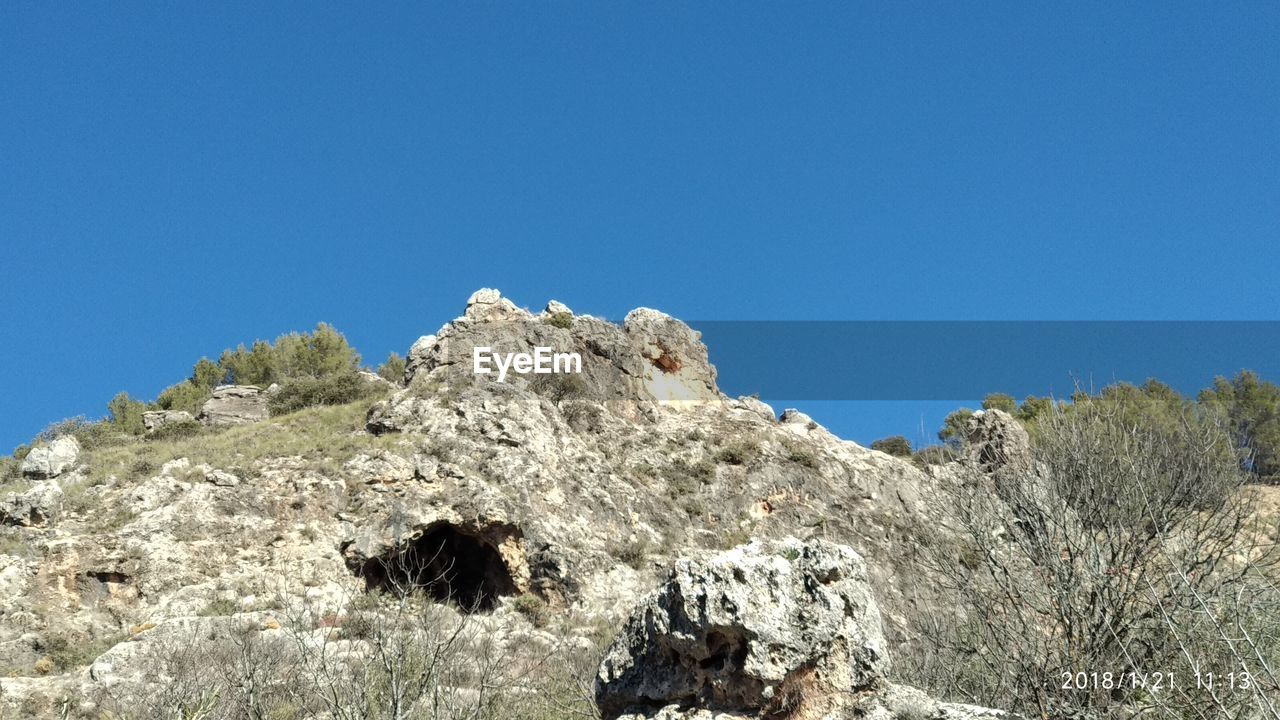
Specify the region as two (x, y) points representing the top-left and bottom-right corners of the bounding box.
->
(376, 289), (721, 432)
(197, 385), (269, 426)
(963, 409), (1031, 474)
(598, 539), (1015, 720)
(20, 437), (80, 479)
(141, 410), (193, 433)
(0, 289), (996, 719)
(0, 481), (64, 527)
(596, 538), (887, 718)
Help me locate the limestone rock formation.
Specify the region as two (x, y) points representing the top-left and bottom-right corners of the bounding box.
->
(20, 436), (79, 479)
(0, 481), (64, 527)
(141, 410), (193, 433)
(197, 385), (269, 426)
(963, 409), (1032, 474)
(0, 289), (1001, 718)
(597, 538), (1015, 720)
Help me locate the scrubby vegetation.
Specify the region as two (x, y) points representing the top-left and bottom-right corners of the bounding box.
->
(870, 435), (912, 457)
(91, 561), (604, 720)
(922, 373), (1280, 485)
(910, 387), (1280, 718)
(8, 324), (391, 458)
(376, 352), (406, 384)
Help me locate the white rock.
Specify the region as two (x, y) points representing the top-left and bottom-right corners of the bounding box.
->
(20, 436), (80, 478)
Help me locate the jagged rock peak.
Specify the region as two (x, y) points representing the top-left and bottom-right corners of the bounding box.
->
(385, 289), (721, 415)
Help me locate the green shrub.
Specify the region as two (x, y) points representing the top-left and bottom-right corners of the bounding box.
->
(42, 631), (126, 671)
(713, 441), (758, 466)
(786, 448), (818, 468)
(609, 539), (649, 570)
(511, 593), (549, 627)
(144, 420), (206, 442)
(199, 598), (239, 617)
(107, 392), (147, 436)
(268, 372), (377, 416)
(870, 435), (913, 457)
(980, 393), (1018, 414)
(936, 408), (974, 447)
(156, 380), (212, 415)
(221, 323), (360, 386)
(544, 312), (573, 329)
(377, 352), (406, 383)
(36, 416), (124, 450)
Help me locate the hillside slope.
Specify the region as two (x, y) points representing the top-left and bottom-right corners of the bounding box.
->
(0, 290), (985, 719)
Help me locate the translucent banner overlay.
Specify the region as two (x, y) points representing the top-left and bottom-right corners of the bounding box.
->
(688, 321), (1280, 401)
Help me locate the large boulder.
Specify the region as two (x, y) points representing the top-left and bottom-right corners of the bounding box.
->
(20, 436), (80, 479)
(0, 481), (64, 527)
(596, 538), (886, 718)
(142, 410), (194, 433)
(963, 409), (1032, 475)
(197, 385), (269, 426)
(596, 538), (1015, 720)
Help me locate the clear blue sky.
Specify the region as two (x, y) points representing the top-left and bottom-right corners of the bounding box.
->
(2, 3), (1277, 452)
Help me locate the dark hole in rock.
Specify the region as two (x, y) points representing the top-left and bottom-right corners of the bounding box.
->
(698, 629), (748, 674)
(358, 523), (518, 612)
(86, 571), (131, 585)
(79, 571), (134, 602)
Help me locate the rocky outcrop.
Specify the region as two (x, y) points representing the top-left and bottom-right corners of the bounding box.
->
(0, 481), (64, 527)
(0, 290), (982, 719)
(197, 385), (269, 426)
(141, 410), (193, 433)
(597, 538), (1014, 720)
(963, 409), (1031, 474)
(370, 289), (722, 436)
(20, 437), (79, 479)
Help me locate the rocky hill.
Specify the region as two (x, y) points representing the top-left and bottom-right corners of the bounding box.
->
(0, 290), (1014, 719)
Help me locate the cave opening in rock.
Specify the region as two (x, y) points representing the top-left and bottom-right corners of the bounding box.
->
(358, 523), (518, 612)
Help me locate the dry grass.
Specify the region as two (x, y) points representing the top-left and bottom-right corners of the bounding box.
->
(77, 397), (402, 492)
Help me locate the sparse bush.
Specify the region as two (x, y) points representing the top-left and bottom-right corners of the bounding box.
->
(376, 351), (406, 383)
(562, 400), (603, 432)
(911, 445), (956, 467)
(156, 379), (212, 415)
(43, 630), (125, 671)
(529, 372), (591, 404)
(199, 598), (239, 617)
(936, 408), (973, 447)
(545, 311), (573, 329)
(980, 393), (1017, 414)
(107, 392), (148, 435)
(268, 372), (376, 416)
(913, 394), (1276, 718)
(511, 593), (550, 627)
(870, 435), (912, 457)
(36, 415), (124, 450)
(713, 440), (758, 466)
(609, 539), (649, 570)
(786, 448), (818, 468)
(144, 419), (205, 442)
